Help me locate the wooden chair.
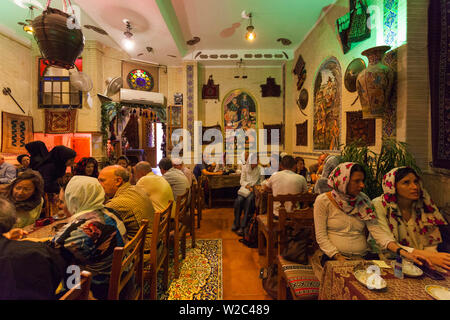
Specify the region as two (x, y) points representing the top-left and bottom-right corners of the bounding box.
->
(193, 176), (204, 228)
(43, 193), (58, 218)
(257, 192), (317, 267)
(144, 201), (173, 300)
(172, 188), (191, 278)
(276, 207), (320, 300)
(59, 271), (92, 300)
(108, 219), (149, 300)
(189, 180), (197, 247)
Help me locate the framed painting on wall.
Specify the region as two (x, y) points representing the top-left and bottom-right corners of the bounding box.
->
(1, 112), (34, 153)
(313, 57), (342, 151)
(296, 121), (308, 146)
(222, 89), (257, 151)
(346, 111), (375, 146)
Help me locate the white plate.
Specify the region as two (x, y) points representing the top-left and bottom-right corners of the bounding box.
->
(390, 260), (423, 277)
(52, 214), (66, 221)
(425, 285), (450, 300)
(354, 270), (387, 290)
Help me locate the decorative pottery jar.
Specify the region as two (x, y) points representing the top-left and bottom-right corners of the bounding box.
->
(356, 45), (394, 118)
(32, 7), (85, 69)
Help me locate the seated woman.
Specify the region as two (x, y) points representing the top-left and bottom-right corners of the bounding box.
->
(294, 156), (308, 178)
(313, 155), (340, 194)
(1, 170), (44, 228)
(49, 175), (126, 300)
(74, 157), (99, 178)
(314, 162), (429, 266)
(372, 167), (450, 271)
(116, 155), (132, 173)
(16, 154), (30, 175)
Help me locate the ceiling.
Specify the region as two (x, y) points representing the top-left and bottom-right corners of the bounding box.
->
(1, 0), (337, 67)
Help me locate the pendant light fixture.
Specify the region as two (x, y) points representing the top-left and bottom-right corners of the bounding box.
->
(122, 19), (135, 51)
(17, 5), (36, 35)
(245, 13), (256, 41)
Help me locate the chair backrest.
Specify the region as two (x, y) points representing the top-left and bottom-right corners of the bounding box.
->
(108, 219), (149, 300)
(149, 201), (173, 272)
(190, 180), (197, 215)
(174, 188), (190, 229)
(59, 270), (92, 300)
(267, 192), (317, 230)
(278, 206), (316, 255)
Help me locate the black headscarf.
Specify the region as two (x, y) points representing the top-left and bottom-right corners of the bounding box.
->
(39, 146), (77, 179)
(25, 141), (49, 170)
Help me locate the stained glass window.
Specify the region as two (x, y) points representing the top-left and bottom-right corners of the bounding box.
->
(127, 69), (154, 91)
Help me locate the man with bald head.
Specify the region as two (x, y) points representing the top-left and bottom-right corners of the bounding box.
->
(98, 165), (155, 253)
(134, 161), (174, 215)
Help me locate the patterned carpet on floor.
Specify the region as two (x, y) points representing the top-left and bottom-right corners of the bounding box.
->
(156, 239), (223, 300)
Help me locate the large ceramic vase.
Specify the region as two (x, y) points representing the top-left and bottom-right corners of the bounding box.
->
(32, 7), (85, 70)
(356, 45), (394, 119)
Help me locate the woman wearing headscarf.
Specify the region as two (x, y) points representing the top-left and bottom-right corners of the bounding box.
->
(373, 167), (450, 270)
(1, 170), (44, 228)
(36, 145), (76, 194)
(313, 155), (340, 194)
(314, 162), (430, 266)
(49, 176), (126, 300)
(25, 141), (48, 170)
(74, 157), (99, 178)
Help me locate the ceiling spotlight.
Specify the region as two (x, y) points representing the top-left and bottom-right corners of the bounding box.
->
(122, 20), (135, 51)
(245, 13), (256, 41)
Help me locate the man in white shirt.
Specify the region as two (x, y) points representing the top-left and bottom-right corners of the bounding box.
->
(232, 153), (262, 236)
(262, 155), (307, 216)
(0, 155), (16, 184)
(172, 158), (196, 186)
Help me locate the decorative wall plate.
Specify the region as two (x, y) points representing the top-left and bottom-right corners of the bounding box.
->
(344, 58), (366, 93)
(297, 89), (308, 115)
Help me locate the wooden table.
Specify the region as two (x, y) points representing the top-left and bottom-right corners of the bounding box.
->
(23, 217), (70, 239)
(318, 260), (450, 300)
(205, 174), (241, 208)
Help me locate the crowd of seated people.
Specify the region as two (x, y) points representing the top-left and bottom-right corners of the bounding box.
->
(1, 144), (449, 300)
(0, 148), (201, 299)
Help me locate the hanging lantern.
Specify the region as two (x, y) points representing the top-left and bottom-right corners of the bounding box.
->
(32, 2), (84, 69)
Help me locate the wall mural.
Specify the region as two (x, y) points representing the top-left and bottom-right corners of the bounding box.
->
(222, 89), (257, 151)
(313, 57), (342, 151)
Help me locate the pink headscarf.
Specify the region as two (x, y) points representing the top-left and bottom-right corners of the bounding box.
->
(380, 167), (446, 248)
(327, 162), (377, 221)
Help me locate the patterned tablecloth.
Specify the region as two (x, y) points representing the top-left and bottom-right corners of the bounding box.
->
(318, 260), (450, 300)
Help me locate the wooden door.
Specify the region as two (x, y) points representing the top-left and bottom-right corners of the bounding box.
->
(142, 117), (157, 167)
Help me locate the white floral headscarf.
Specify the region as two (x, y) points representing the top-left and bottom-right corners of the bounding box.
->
(381, 167), (446, 249)
(327, 162), (377, 221)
